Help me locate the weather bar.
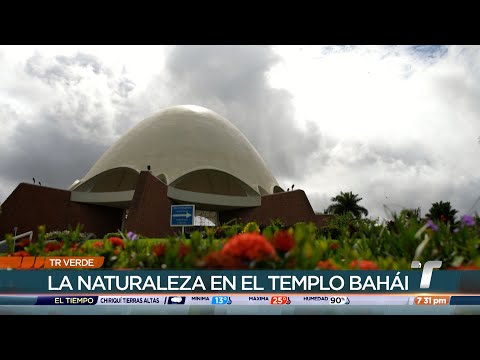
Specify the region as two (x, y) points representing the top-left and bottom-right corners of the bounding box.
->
(0, 295), (479, 306)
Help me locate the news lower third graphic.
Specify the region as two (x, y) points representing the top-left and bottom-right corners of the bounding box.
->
(3, 294), (480, 307)
(1, 259), (480, 314)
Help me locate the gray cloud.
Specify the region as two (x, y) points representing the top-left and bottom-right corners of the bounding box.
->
(0, 116), (106, 190)
(409, 45), (448, 62)
(55, 53), (113, 76)
(25, 53), (82, 86)
(159, 45), (322, 179)
(0, 51), (139, 201)
(2, 45), (480, 223)
(1, 46), (324, 201)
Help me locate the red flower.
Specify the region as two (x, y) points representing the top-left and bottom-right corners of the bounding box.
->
(349, 260), (378, 270)
(179, 243), (190, 258)
(16, 238), (31, 249)
(44, 242), (62, 253)
(317, 259), (338, 270)
(93, 241), (104, 249)
(330, 243), (339, 250)
(204, 251), (247, 269)
(113, 249), (120, 255)
(440, 215), (447, 222)
(152, 244), (166, 257)
(13, 250), (29, 257)
(272, 230), (295, 253)
(108, 237), (125, 249)
(221, 233), (278, 262)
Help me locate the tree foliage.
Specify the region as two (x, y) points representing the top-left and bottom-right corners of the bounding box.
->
(325, 191), (369, 219)
(426, 201), (458, 224)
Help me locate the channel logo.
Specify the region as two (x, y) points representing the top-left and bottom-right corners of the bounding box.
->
(165, 296), (186, 304)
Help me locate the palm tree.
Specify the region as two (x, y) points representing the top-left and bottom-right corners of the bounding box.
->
(325, 191), (369, 218)
(426, 201), (458, 224)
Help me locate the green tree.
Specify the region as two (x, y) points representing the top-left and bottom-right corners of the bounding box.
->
(426, 201), (458, 224)
(325, 191), (369, 219)
(400, 208), (422, 222)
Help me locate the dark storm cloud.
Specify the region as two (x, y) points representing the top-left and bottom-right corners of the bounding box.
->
(162, 45), (322, 179)
(0, 52), (137, 201)
(0, 118), (107, 190)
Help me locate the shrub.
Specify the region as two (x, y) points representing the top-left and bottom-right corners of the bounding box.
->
(242, 221), (260, 233)
(3, 215), (480, 270)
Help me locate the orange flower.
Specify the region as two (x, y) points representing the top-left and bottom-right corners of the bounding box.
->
(93, 241), (104, 249)
(12, 250), (29, 257)
(317, 259), (338, 270)
(44, 242), (62, 253)
(272, 230), (295, 253)
(108, 237), (125, 249)
(349, 260), (378, 270)
(204, 251), (247, 269)
(221, 233), (278, 261)
(152, 244), (166, 257)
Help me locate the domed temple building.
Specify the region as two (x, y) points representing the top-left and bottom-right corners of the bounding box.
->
(0, 105), (330, 240)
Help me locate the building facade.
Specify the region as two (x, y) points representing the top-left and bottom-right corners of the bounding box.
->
(0, 105), (331, 240)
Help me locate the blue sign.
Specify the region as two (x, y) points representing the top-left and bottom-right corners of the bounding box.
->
(170, 205), (195, 226)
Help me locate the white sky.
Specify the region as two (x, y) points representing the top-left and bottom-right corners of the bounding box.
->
(0, 45), (479, 220)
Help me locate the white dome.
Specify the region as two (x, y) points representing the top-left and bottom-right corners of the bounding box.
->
(71, 105), (283, 202)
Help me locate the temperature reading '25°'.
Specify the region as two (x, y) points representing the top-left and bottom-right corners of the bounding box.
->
(270, 296), (290, 305)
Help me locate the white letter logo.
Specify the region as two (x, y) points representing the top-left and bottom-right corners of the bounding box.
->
(411, 261), (442, 289)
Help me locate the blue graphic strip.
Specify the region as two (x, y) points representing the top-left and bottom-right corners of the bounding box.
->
(449, 296), (480, 305)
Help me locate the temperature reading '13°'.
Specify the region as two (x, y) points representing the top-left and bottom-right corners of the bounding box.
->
(211, 296), (232, 305)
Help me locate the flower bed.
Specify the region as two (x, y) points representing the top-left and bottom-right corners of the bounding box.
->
(2, 214), (480, 270)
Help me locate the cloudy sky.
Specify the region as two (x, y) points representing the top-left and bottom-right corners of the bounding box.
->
(1, 45), (479, 220)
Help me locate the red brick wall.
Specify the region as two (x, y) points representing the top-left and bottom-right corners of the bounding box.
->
(124, 171), (176, 237)
(69, 202), (123, 237)
(220, 190), (332, 228)
(0, 183), (122, 241)
(0, 176), (332, 241)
